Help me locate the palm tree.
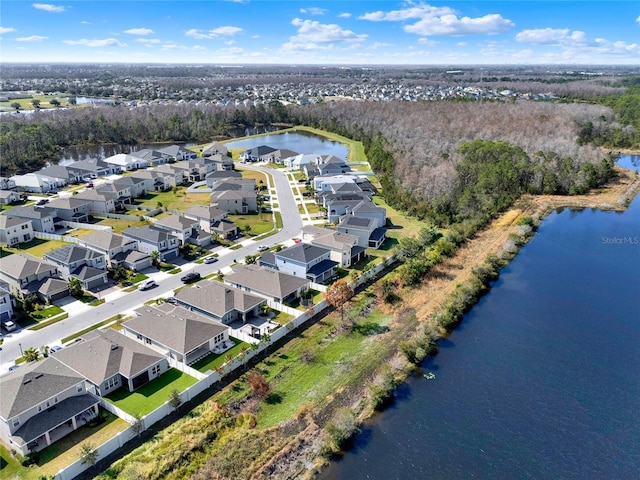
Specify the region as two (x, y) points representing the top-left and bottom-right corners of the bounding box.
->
(68, 277), (84, 298)
(150, 250), (161, 267)
(23, 347), (40, 362)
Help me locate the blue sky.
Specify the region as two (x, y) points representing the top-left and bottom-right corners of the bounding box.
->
(1, 1), (638, 65)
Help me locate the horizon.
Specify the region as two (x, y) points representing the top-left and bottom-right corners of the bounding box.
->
(1, 1), (638, 65)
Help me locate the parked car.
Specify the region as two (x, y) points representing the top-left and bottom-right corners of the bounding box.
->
(1, 320), (17, 332)
(137, 279), (158, 291)
(166, 297), (177, 304)
(257, 245), (269, 252)
(180, 272), (201, 283)
(49, 345), (63, 353)
(204, 256), (218, 264)
(8, 365), (20, 372)
(36, 199), (49, 205)
(85, 182), (94, 188)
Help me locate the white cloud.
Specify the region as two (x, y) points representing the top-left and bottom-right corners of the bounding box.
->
(516, 28), (588, 46)
(636, 15), (640, 24)
(282, 18), (367, 51)
(418, 37), (438, 46)
(457, 41), (467, 47)
(63, 38), (126, 47)
(124, 28), (154, 36)
(80, 21), (91, 25)
(33, 3), (65, 12)
(360, 3), (514, 36)
(218, 46), (244, 55)
(17, 35), (48, 42)
(338, 13), (351, 19)
(0, 27), (16, 35)
(161, 42), (206, 51)
(185, 26), (243, 39)
(300, 7), (327, 16)
(137, 38), (161, 44)
(252, 34), (260, 39)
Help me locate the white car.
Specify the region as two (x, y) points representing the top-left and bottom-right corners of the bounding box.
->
(137, 279), (158, 291)
(1, 320), (17, 332)
(257, 245), (269, 252)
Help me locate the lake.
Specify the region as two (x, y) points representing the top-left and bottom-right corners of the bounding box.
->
(320, 157), (640, 480)
(223, 130), (349, 159)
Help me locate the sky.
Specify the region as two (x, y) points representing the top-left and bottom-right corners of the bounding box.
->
(0, 1), (638, 65)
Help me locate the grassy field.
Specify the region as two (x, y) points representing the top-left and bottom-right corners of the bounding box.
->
(92, 217), (148, 233)
(106, 368), (198, 416)
(31, 304), (64, 320)
(0, 95), (75, 111)
(373, 194), (426, 240)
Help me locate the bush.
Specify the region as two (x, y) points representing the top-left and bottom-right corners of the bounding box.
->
(323, 408), (359, 455)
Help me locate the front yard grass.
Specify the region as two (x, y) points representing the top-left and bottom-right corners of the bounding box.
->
(191, 337), (248, 373)
(31, 304), (64, 320)
(106, 368), (198, 416)
(229, 212), (274, 236)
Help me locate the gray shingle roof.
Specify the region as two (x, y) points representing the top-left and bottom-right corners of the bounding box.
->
(0, 254), (57, 281)
(276, 243), (330, 264)
(47, 197), (91, 211)
(338, 216), (376, 229)
(175, 280), (264, 319)
(225, 265), (310, 299)
(0, 215), (30, 229)
(155, 214), (196, 231)
(4, 206), (56, 220)
(44, 244), (103, 265)
(184, 204), (227, 221)
(71, 265), (106, 281)
(127, 305), (228, 354)
(123, 225), (172, 243)
(80, 230), (134, 251)
(53, 329), (165, 386)
(0, 357), (85, 419)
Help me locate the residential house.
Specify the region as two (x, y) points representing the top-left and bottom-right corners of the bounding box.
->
(263, 148), (299, 164)
(153, 214), (201, 246)
(77, 230), (152, 271)
(209, 178), (256, 192)
(0, 281), (15, 323)
(38, 165), (82, 185)
(46, 197), (91, 223)
(0, 216), (34, 246)
(301, 225), (366, 268)
(154, 164), (185, 186)
(53, 329), (168, 397)
(0, 357), (100, 456)
(205, 171), (243, 187)
(113, 176), (148, 199)
(174, 280), (265, 325)
(346, 200), (387, 229)
(284, 153), (318, 169)
(129, 169), (173, 192)
(225, 264), (310, 304)
(44, 245), (108, 290)
(66, 159), (117, 180)
(240, 145), (276, 163)
(35, 278), (70, 303)
(0, 254), (61, 297)
(201, 142), (229, 158)
(262, 243), (338, 284)
(337, 216), (386, 249)
(210, 189), (257, 214)
(317, 155), (351, 175)
(124, 304), (230, 365)
(11, 173), (66, 193)
(122, 226), (179, 261)
(1, 206), (56, 233)
(103, 153), (148, 171)
(157, 144), (198, 161)
(211, 219), (238, 239)
(0, 190), (22, 205)
(313, 174), (358, 193)
(74, 189), (116, 214)
(183, 204), (228, 234)
(96, 183), (132, 210)
(170, 161), (208, 183)
(0, 177), (17, 190)
(129, 148), (172, 166)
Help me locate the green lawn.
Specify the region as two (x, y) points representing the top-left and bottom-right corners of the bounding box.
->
(92, 217), (148, 233)
(3, 238), (70, 259)
(229, 212), (275, 236)
(372, 194), (427, 239)
(31, 304), (64, 320)
(134, 188), (209, 211)
(106, 368), (197, 416)
(0, 95), (74, 111)
(191, 337), (249, 373)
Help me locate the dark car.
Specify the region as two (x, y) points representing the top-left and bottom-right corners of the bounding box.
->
(36, 199), (49, 205)
(181, 272), (201, 283)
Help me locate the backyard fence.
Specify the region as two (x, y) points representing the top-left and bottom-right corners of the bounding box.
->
(34, 232), (81, 243)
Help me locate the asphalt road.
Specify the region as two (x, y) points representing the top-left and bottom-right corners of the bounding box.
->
(0, 164), (303, 371)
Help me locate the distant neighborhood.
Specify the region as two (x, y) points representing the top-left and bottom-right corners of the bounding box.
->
(0, 136), (389, 467)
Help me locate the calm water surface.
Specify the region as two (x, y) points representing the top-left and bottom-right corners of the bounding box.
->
(223, 131), (349, 159)
(320, 158), (640, 480)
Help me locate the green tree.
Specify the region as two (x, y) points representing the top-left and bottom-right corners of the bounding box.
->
(79, 442), (98, 466)
(150, 250), (161, 267)
(68, 277), (84, 298)
(68, 97), (77, 106)
(31, 99), (41, 108)
(50, 99), (61, 108)
(168, 389), (182, 411)
(23, 347), (41, 363)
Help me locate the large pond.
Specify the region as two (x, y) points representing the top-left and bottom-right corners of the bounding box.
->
(319, 157), (640, 479)
(223, 130), (349, 159)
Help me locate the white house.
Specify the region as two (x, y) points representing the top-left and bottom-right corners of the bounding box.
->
(0, 216), (34, 246)
(103, 153), (148, 171)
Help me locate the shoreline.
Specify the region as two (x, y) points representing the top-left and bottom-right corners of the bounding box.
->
(304, 165), (640, 478)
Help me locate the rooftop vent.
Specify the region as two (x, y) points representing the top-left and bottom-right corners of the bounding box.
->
(23, 379), (32, 385)
(35, 373), (43, 379)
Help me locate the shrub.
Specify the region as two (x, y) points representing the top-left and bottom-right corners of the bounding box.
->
(323, 408), (359, 455)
